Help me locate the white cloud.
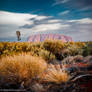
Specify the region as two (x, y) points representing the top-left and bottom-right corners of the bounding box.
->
(31, 23), (70, 32)
(0, 11), (49, 26)
(52, 0), (69, 6)
(48, 19), (62, 23)
(0, 10), (92, 41)
(0, 11), (36, 26)
(35, 16), (51, 20)
(0, 11), (51, 39)
(58, 10), (70, 15)
(77, 18), (92, 24)
(68, 18), (92, 24)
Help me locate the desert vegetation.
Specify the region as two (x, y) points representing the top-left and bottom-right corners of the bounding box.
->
(0, 40), (92, 92)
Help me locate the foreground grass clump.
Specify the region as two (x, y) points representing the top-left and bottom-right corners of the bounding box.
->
(62, 55), (84, 65)
(42, 64), (69, 84)
(0, 54), (47, 86)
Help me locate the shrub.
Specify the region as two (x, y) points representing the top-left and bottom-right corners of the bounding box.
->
(85, 56), (92, 64)
(41, 64), (69, 84)
(66, 45), (83, 56)
(62, 55), (84, 65)
(0, 41), (91, 59)
(82, 42), (92, 56)
(38, 50), (56, 63)
(62, 56), (74, 65)
(43, 40), (65, 60)
(0, 54), (47, 86)
(73, 55), (84, 63)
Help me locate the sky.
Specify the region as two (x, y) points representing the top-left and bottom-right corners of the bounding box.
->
(0, 0), (92, 41)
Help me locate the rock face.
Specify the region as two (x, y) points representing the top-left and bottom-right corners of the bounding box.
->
(28, 34), (73, 42)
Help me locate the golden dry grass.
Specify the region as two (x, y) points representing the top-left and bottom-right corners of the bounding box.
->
(0, 53), (47, 83)
(0, 53), (70, 85)
(42, 64), (69, 84)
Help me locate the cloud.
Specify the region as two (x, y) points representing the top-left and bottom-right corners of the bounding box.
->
(53, 0), (92, 11)
(68, 18), (92, 24)
(0, 11), (50, 26)
(79, 6), (92, 11)
(18, 16), (92, 41)
(62, 0), (69, 3)
(0, 11), (36, 26)
(70, 0), (92, 11)
(20, 17), (70, 38)
(30, 23), (70, 32)
(0, 10), (51, 41)
(0, 10), (92, 41)
(58, 10), (70, 16)
(52, 0), (69, 6)
(48, 19), (62, 23)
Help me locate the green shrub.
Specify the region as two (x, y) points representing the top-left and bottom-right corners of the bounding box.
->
(38, 49), (56, 63)
(43, 40), (65, 60)
(82, 42), (92, 56)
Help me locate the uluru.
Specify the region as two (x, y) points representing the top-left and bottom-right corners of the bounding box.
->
(27, 34), (73, 42)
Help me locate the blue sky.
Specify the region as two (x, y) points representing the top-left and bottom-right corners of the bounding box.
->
(0, 0), (92, 41)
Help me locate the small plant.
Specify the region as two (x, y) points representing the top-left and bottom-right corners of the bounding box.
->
(41, 64), (69, 84)
(43, 40), (65, 60)
(62, 56), (74, 65)
(39, 50), (56, 63)
(82, 42), (92, 56)
(85, 56), (92, 64)
(73, 55), (84, 63)
(0, 54), (47, 86)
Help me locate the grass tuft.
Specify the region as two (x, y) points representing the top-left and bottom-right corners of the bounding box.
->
(0, 53), (47, 84)
(42, 64), (69, 84)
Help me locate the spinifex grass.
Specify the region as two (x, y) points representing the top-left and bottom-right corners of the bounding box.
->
(41, 64), (69, 84)
(0, 53), (47, 85)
